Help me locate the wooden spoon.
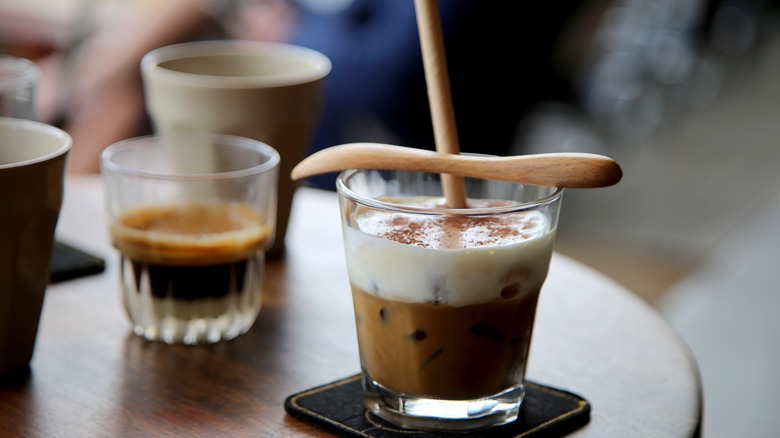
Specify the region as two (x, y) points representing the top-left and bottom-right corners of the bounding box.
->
(291, 143), (623, 189)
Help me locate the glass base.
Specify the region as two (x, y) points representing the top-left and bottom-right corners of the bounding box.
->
(132, 311), (258, 345)
(120, 254), (262, 345)
(362, 373), (525, 432)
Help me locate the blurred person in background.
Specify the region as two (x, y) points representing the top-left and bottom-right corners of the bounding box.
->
(37, 0), (590, 189)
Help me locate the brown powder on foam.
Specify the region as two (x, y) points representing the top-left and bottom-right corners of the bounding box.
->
(387, 216), (429, 246)
(355, 197), (545, 249)
(376, 214), (537, 249)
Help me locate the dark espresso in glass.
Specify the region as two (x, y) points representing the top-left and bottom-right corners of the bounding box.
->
(110, 202), (271, 344)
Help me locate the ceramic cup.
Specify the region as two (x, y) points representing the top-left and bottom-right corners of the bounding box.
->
(141, 40), (331, 256)
(0, 117), (71, 376)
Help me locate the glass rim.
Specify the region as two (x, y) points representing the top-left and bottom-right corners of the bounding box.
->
(100, 132), (280, 181)
(336, 168), (564, 216)
(141, 40), (332, 88)
(0, 55), (39, 91)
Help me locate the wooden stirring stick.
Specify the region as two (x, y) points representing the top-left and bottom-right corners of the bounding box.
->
(414, 0), (467, 208)
(291, 143), (623, 188)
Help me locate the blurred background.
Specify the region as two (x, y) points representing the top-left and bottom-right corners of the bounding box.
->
(2, 0), (779, 436)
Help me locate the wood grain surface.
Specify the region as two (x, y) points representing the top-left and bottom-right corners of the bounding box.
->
(0, 176), (701, 437)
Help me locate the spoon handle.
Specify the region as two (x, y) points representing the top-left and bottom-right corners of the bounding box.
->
(291, 143), (623, 189)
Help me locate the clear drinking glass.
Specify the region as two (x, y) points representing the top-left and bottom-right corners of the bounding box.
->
(0, 55), (39, 120)
(101, 133), (279, 345)
(336, 168), (563, 431)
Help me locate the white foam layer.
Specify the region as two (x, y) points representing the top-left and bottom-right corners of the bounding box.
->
(342, 209), (555, 306)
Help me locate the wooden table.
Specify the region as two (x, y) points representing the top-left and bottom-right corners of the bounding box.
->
(0, 175), (702, 437)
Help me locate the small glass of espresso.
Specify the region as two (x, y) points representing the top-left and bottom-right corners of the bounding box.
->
(101, 133), (279, 345)
(336, 167), (563, 431)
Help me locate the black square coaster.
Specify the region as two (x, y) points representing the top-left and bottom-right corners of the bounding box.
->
(49, 241), (105, 283)
(284, 374), (590, 437)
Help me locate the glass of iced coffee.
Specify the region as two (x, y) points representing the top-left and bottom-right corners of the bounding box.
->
(101, 133), (279, 345)
(336, 168), (562, 431)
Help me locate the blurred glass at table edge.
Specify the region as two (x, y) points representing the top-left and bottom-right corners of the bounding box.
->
(0, 55), (39, 120)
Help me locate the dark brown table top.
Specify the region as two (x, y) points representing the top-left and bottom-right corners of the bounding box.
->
(0, 176), (702, 437)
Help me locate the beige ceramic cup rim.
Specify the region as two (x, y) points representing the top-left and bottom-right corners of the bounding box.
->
(141, 40), (332, 89)
(0, 117), (71, 169)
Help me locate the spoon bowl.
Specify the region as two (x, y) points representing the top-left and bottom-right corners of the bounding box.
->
(291, 143), (622, 188)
